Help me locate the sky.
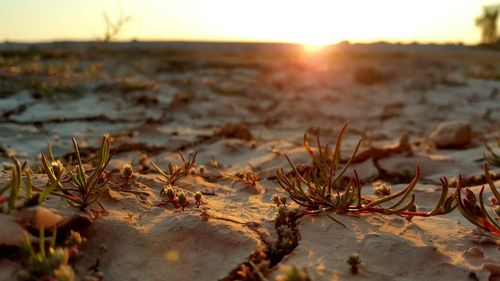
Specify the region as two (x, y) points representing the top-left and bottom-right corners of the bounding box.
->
(0, 0), (499, 45)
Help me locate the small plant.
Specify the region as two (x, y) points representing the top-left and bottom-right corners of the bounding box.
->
(276, 123), (459, 225)
(159, 185), (191, 210)
(152, 151), (197, 195)
(177, 191), (189, 210)
(276, 265), (312, 281)
(0, 159), (41, 213)
(194, 191), (203, 208)
(456, 163), (500, 235)
(224, 169), (259, 187)
(373, 181), (391, 197)
(272, 194), (288, 207)
(347, 253), (361, 274)
(18, 228), (85, 281)
(121, 163), (134, 181)
(43, 136), (113, 218)
(485, 138), (500, 167)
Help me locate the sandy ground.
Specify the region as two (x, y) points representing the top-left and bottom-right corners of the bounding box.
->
(0, 42), (499, 280)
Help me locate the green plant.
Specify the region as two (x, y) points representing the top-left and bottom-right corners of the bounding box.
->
(0, 159), (41, 213)
(347, 253), (361, 274)
(276, 123), (458, 224)
(42, 137), (112, 218)
(152, 151), (197, 196)
(456, 163), (500, 235)
(18, 228), (85, 281)
(485, 138), (500, 167)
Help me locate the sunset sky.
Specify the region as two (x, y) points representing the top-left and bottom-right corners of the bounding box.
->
(1, 0), (499, 45)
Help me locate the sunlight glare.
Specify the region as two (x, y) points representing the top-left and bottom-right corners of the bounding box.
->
(302, 43), (328, 54)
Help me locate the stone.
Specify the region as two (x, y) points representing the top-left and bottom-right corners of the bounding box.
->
(429, 121), (471, 149)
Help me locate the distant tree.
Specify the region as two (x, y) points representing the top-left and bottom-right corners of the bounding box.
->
(98, 11), (133, 43)
(475, 4), (500, 44)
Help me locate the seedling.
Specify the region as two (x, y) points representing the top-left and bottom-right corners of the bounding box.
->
(0, 159), (41, 213)
(224, 169), (259, 187)
(152, 151), (197, 195)
(19, 228), (85, 281)
(272, 194), (288, 207)
(347, 253), (361, 274)
(121, 163), (134, 181)
(42, 136), (112, 218)
(159, 186), (193, 210)
(177, 191), (189, 210)
(194, 191), (203, 208)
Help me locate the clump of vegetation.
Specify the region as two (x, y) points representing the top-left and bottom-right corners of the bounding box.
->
(0, 159), (45, 214)
(276, 123), (458, 225)
(485, 138), (500, 167)
(152, 152), (198, 209)
(152, 151), (197, 195)
(456, 163), (500, 235)
(347, 253), (361, 274)
(41, 136), (113, 219)
(121, 163), (134, 182)
(18, 228), (85, 281)
(373, 181), (391, 197)
(267, 194), (300, 266)
(224, 169), (259, 188)
(194, 191), (203, 208)
(159, 185), (190, 210)
(276, 265), (312, 281)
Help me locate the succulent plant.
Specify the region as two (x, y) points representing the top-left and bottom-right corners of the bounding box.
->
(177, 191), (189, 210)
(456, 163), (500, 235)
(194, 191), (203, 208)
(121, 163), (134, 180)
(276, 123), (461, 227)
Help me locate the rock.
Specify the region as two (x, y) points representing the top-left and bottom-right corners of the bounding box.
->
(16, 206), (63, 230)
(429, 121), (471, 149)
(15, 206), (92, 233)
(0, 214), (27, 247)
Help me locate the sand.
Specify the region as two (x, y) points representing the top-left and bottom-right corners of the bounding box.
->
(0, 42), (499, 280)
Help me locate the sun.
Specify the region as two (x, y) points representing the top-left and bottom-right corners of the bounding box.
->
(302, 43), (328, 53)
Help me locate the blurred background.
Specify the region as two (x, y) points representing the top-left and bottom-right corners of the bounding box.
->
(1, 0), (499, 45)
